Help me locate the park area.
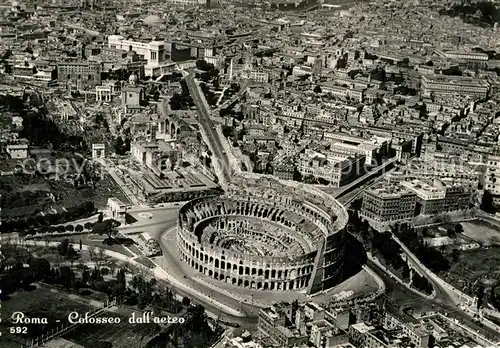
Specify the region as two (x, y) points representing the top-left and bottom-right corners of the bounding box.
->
(459, 219), (500, 246)
(416, 218), (500, 296)
(0, 170), (129, 219)
(0, 285), (98, 348)
(443, 246), (500, 296)
(38, 233), (136, 259)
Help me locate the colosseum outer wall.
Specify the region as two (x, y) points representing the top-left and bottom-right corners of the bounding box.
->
(175, 175), (350, 294)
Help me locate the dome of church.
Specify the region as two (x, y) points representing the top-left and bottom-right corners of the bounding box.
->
(128, 73), (138, 85)
(143, 14), (161, 25)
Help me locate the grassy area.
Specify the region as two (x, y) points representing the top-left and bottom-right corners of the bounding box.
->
(1, 172), (130, 218)
(0, 286), (97, 348)
(443, 246), (500, 295)
(39, 233), (135, 258)
(460, 220), (500, 246)
(136, 256), (157, 269)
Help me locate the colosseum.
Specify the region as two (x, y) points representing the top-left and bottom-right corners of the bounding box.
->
(176, 174), (349, 294)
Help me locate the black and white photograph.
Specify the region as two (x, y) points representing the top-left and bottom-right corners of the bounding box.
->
(0, 0), (499, 347)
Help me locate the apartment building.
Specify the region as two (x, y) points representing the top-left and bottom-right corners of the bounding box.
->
(361, 183), (417, 223)
(434, 49), (488, 69)
(401, 179), (471, 215)
(297, 150), (366, 188)
(166, 0), (207, 7)
(362, 178), (472, 222)
(383, 312), (430, 348)
(57, 61), (102, 90)
(324, 133), (386, 165)
(257, 302), (348, 348)
(421, 75), (489, 99)
(485, 154), (500, 205)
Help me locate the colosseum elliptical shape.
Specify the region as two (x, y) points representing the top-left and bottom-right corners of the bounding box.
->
(176, 174), (350, 294)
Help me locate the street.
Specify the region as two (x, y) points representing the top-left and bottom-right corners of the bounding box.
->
(148, 225), (260, 329)
(368, 259), (500, 341)
(184, 74), (231, 183)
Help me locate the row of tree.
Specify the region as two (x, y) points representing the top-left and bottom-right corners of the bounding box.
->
(393, 223), (451, 274)
(22, 222), (94, 237)
(412, 272), (433, 294)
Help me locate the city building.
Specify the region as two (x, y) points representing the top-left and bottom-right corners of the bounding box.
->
(362, 178), (473, 223)
(121, 74), (143, 109)
(6, 141), (29, 159)
(361, 183), (417, 224)
(257, 301), (349, 348)
(91, 143), (107, 159)
(421, 75), (490, 99)
(485, 153), (500, 205)
(297, 150), (366, 188)
(57, 61), (102, 91)
(106, 197), (129, 220)
(107, 35), (176, 76)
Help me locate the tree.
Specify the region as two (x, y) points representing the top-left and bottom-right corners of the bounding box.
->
(82, 268), (90, 285)
(57, 239), (70, 256)
(29, 258), (51, 280)
(454, 223), (464, 235)
(93, 280), (110, 294)
(75, 224), (84, 233)
(66, 224), (74, 232)
(153, 91), (160, 101)
(138, 292), (152, 309)
(91, 267), (103, 282)
(114, 269), (126, 304)
(92, 219), (119, 239)
(182, 296), (191, 307)
(447, 228), (456, 238)
(97, 248), (106, 265)
(59, 266), (75, 289)
(476, 283), (485, 310)
(313, 85), (322, 93)
(481, 190), (496, 214)
(401, 263), (411, 281)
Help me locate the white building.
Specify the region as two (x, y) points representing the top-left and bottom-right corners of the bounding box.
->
(107, 197), (129, 220)
(7, 143), (28, 159)
(107, 35), (168, 76)
(92, 143), (107, 159)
